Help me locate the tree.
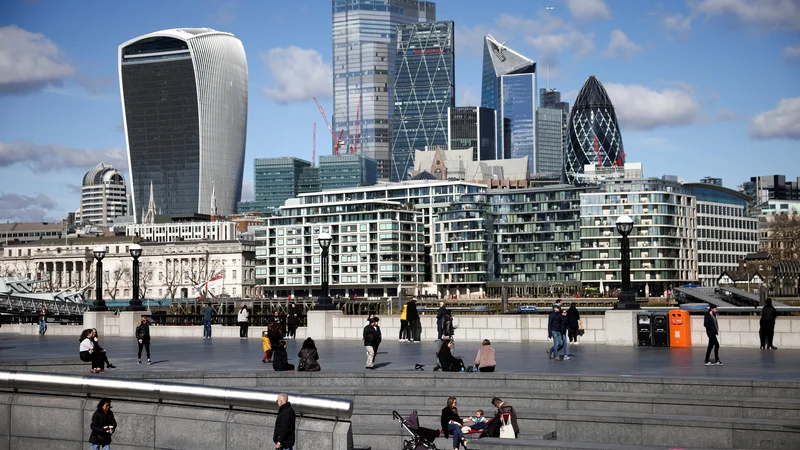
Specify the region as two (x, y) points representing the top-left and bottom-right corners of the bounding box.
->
(103, 262), (130, 300)
(163, 259), (181, 299)
(763, 211), (800, 260)
(127, 260), (154, 299)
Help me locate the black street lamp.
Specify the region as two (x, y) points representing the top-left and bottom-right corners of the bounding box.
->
(316, 232), (336, 310)
(91, 246), (108, 311)
(128, 244), (146, 311)
(614, 215), (640, 310)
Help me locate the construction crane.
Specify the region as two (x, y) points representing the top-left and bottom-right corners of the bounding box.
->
(312, 123), (316, 167)
(313, 97), (345, 155)
(350, 94), (361, 154)
(594, 135), (602, 168)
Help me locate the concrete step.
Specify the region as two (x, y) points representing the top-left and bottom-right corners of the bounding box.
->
(469, 438), (718, 450)
(352, 423), (556, 450)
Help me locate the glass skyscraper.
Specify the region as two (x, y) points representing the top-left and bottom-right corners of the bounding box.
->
(480, 34), (536, 165)
(391, 20), (455, 181)
(319, 154), (379, 191)
(119, 28), (247, 221)
(535, 107), (564, 178)
(564, 75), (624, 185)
(447, 106), (496, 161)
(332, 0), (436, 180)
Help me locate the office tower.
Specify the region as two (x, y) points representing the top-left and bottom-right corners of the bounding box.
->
(250, 157), (317, 215)
(391, 20), (455, 181)
(119, 28), (247, 222)
(319, 154), (378, 191)
(332, 0), (436, 180)
(535, 107), (564, 178)
(539, 88), (570, 159)
(480, 34), (536, 168)
(447, 106), (496, 161)
(740, 175), (800, 207)
(77, 163), (128, 226)
(564, 75), (624, 185)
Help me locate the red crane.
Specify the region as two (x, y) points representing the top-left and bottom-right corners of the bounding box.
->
(594, 135), (602, 168)
(312, 123), (316, 167)
(313, 97), (344, 155)
(350, 94), (361, 154)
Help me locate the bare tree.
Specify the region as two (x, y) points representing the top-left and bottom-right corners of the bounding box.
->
(103, 262), (130, 300)
(164, 259), (181, 300)
(15, 259), (36, 279)
(764, 212), (800, 260)
(127, 261), (155, 299)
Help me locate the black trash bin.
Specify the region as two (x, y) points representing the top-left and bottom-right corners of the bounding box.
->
(637, 313), (653, 346)
(652, 312), (669, 347)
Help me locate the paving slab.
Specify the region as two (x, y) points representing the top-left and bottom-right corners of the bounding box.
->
(1, 334), (799, 380)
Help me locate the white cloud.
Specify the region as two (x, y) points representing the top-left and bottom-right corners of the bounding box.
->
(751, 97), (800, 140)
(525, 29), (595, 60)
(455, 24), (490, 57)
(458, 86), (480, 107)
(663, 13), (693, 36)
(716, 108), (738, 121)
(784, 44), (800, 61)
(0, 25), (76, 95)
(261, 46), (332, 104)
(604, 30), (642, 59)
(567, 0), (611, 20)
(0, 193), (60, 223)
(692, 0), (800, 30)
(603, 83), (703, 131)
(0, 140), (128, 173)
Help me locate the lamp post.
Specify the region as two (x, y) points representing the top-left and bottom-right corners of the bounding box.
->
(316, 232), (335, 310)
(91, 246), (108, 311)
(614, 215), (640, 310)
(128, 244), (146, 311)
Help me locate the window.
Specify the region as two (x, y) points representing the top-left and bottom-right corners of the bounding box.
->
(232, 270), (237, 280)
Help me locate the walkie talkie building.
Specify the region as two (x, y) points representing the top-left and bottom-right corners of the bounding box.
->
(118, 28), (248, 221)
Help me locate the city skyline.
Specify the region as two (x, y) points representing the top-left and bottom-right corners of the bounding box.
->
(1, 0), (798, 222)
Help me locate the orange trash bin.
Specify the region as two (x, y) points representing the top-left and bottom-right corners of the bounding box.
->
(668, 309), (692, 347)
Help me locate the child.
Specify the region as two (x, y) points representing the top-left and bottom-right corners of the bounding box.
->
(463, 409), (488, 432)
(262, 330), (272, 363)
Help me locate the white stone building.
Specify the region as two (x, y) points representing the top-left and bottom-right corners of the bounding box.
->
(76, 163), (128, 226)
(127, 221), (238, 243)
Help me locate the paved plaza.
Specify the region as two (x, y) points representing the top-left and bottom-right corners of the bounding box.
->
(1, 332), (799, 380)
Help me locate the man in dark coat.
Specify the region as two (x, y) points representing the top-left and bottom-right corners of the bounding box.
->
(273, 393), (296, 449)
(546, 305), (564, 360)
(363, 317), (381, 369)
(436, 301), (449, 340)
(89, 398), (117, 448)
(704, 305), (722, 365)
(406, 299), (420, 342)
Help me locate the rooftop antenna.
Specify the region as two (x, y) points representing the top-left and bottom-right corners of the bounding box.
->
(546, 64), (550, 90)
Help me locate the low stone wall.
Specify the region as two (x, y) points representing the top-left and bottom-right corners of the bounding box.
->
(690, 315), (800, 348)
(0, 391), (352, 450)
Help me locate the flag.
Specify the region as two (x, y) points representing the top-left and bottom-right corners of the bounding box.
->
(193, 269), (225, 295)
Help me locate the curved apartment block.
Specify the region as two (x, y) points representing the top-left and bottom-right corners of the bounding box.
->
(119, 28), (247, 221)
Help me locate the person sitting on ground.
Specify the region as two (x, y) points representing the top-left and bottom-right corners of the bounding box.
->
(79, 329), (105, 373)
(92, 328), (116, 369)
(462, 409), (488, 432)
(441, 396), (468, 450)
(297, 337), (321, 371)
(474, 339), (496, 372)
(438, 339), (465, 372)
(272, 340), (295, 371)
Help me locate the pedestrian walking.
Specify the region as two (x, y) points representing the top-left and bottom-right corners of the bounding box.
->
(273, 393), (296, 450)
(262, 330), (272, 363)
(79, 329), (105, 373)
(135, 316), (152, 365)
(272, 340), (294, 371)
(559, 308), (571, 360)
(297, 337), (321, 371)
(704, 305), (722, 366)
(287, 302), (300, 339)
(436, 301), (449, 341)
(88, 398), (117, 450)
(760, 298), (778, 350)
(268, 322), (283, 361)
(441, 313), (456, 342)
(92, 328), (116, 369)
(237, 305), (250, 339)
(474, 339), (496, 372)
(546, 305), (566, 360)
(399, 302), (410, 342)
(406, 299), (420, 342)
(202, 303), (214, 338)
(440, 397), (467, 450)
(38, 305), (48, 336)
(363, 316), (381, 369)
(566, 304), (580, 345)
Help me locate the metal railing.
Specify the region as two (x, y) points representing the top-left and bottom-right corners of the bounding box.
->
(0, 370), (352, 420)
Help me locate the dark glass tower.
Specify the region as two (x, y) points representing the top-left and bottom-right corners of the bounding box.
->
(391, 20), (455, 181)
(480, 34), (536, 165)
(563, 75), (624, 185)
(447, 106), (496, 161)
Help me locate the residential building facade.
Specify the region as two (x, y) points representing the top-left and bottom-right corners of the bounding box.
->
(447, 106), (496, 161)
(332, 0), (436, 179)
(77, 163), (128, 226)
(119, 28), (248, 219)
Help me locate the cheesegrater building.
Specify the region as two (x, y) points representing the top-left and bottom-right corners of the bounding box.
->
(118, 28), (248, 222)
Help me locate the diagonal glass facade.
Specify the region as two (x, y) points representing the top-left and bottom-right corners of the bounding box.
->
(564, 75), (624, 185)
(391, 20), (455, 181)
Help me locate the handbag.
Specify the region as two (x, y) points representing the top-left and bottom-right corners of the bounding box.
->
(499, 413), (515, 439)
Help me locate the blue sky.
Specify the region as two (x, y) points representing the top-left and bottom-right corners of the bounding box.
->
(0, 0), (798, 222)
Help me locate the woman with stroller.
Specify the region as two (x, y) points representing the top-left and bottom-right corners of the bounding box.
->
(297, 337), (321, 371)
(438, 340), (465, 372)
(440, 397), (468, 450)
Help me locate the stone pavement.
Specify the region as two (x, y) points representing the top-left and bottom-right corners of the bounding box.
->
(2, 333), (799, 380)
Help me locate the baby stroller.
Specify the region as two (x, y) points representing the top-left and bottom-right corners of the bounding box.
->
(393, 410), (440, 450)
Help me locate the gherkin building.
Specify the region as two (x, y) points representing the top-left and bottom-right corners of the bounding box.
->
(564, 75), (625, 184)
